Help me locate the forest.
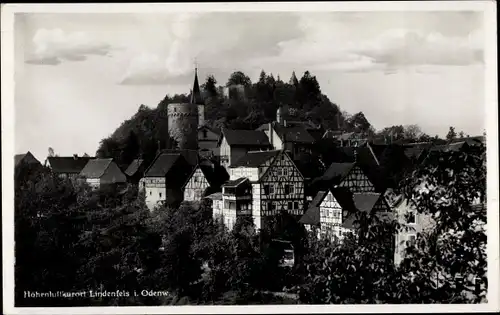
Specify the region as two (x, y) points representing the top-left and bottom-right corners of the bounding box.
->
(94, 69), (461, 171)
(15, 140), (487, 305)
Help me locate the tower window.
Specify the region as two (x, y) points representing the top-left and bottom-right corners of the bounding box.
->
(203, 130), (208, 138)
(174, 108), (177, 113)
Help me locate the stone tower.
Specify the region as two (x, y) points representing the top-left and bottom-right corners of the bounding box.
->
(167, 68), (200, 150)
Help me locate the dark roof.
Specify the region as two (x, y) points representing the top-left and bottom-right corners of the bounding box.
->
(310, 190), (328, 208)
(342, 192), (382, 229)
(198, 125), (221, 135)
(299, 206), (320, 226)
(221, 128), (271, 147)
(300, 190), (327, 226)
(15, 151), (40, 167)
(144, 154), (182, 177)
(199, 161), (229, 187)
(255, 124), (269, 132)
(80, 158), (113, 178)
(322, 162), (355, 182)
(160, 149), (199, 166)
(124, 159), (144, 176)
(47, 156), (93, 174)
(307, 129), (325, 142)
(274, 123), (316, 144)
(223, 177), (248, 187)
(353, 192), (381, 212)
(231, 150), (281, 168)
(14, 154), (25, 166)
(204, 192), (223, 201)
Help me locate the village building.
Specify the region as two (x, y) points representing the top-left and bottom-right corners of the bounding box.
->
(79, 158), (127, 190)
(217, 128), (271, 170)
(124, 158), (145, 185)
(310, 162), (377, 197)
(205, 192), (223, 218)
(218, 177), (253, 230)
(14, 151), (42, 170)
(45, 155), (94, 180)
(142, 153), (194, 210)
(229, 150), (305, 230)
(198, 125), (220, 157)
(300, 190), (392, 242)
(183, 159), (229, 202)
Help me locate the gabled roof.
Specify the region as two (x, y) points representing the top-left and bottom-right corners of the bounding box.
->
(273, 123), (316, 144)
(80, 158), (113, 178)
(230, 150), (281, 168)
(124, 159), (144, 176)
(322, 162), (355, 182)
(144, 153), (182, 177)
(342, 192), (385, 229)
(14, 154), (25, 166)
(198, 125), (221, 135)
(160, 149), (199, 166)
(15, 151), (40, 167)
(299, 205), (320, 226)
(47, 156), (94, 174)
(204, 192), (222, 201)
(220, 128), (271, 147)
(223, 177), (249, 187)
(353, 192), (381, 212)
(310, 190), (328, 209)
(198, 160), (229, 187)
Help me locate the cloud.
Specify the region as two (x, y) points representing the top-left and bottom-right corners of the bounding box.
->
(119, 12), (304, 85)
(25, 28), (112, 66)
(352, 29), (484, 67)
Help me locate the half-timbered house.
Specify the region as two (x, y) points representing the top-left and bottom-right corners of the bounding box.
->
(79, 158), (127, 190)
(300, 190), (392, 242)
(310, 162), (376, 197)
(217, 128), (271, 170)
(229, 150), (305, 230)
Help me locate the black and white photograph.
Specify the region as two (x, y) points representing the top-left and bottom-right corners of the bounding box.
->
(2, 2), (498, 314)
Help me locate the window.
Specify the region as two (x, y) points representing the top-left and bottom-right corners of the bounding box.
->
(149, 191), (152, 195)
(142, 182), (146, 188)
(408, 235), (417, 247)
(269, 185), (275, 194)
(277, 169), (282, 176)
(294, 201), (299, 209)
(288, 201), (293, 210)
(264, 184), (270, 195)
(407, 211), (416, 224)
(174, 108), (177, 113)
(267, 202), (276, 211)
(283, 168), (288, 176)
(159, 192), (162, 198)
(284, 185), (290, 195)
(203, 130), (208, 138)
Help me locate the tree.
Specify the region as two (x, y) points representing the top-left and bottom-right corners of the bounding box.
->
(226, 71), (252, 87)
(202, 75), (218, 98)
(403, 124), (423, 141)
(347, 112), (372, 134)
(459, 131), (465, 139)
(399, 143), (486, 303)
(446, 126), (457, 141)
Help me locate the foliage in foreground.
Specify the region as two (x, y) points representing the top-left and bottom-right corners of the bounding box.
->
(15, 144), (486, 305)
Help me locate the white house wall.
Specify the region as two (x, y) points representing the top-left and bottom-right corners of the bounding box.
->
(144, 177), (166, 211)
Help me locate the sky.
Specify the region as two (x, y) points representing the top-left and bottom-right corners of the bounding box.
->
(13, 10), (486, 161)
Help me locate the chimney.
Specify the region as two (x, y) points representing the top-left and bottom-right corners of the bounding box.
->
(269, 122), (274, 148)
(73, 154), (78, 160)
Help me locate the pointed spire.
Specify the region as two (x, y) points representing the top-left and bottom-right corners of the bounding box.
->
(190, 65), (203, 105)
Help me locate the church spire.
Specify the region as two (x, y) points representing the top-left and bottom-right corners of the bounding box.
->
(190, 65), (203, 105)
